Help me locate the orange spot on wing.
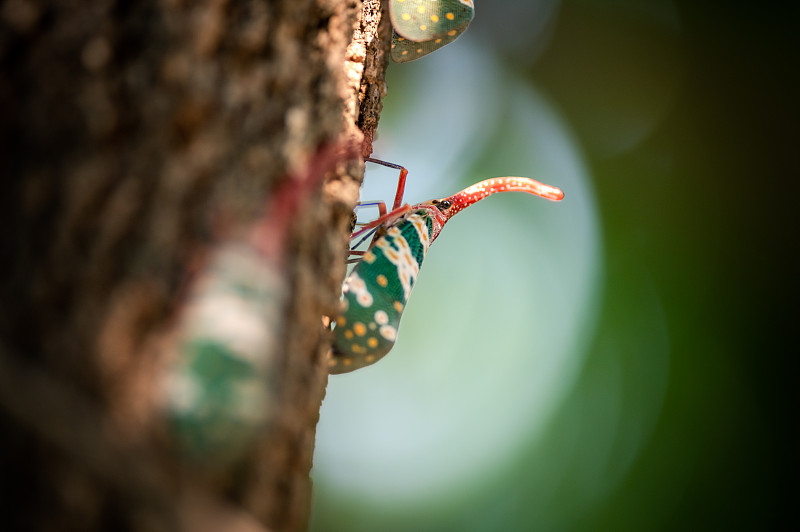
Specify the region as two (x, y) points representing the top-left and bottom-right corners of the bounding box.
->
(353, 322), (367, 336)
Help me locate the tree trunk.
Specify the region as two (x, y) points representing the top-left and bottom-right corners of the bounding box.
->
(0, 0), (389, 530)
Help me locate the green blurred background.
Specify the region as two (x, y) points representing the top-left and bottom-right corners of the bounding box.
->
(312, 1), (796, 530)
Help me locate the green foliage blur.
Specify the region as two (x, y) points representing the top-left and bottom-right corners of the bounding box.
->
(313, 1), (796, 530)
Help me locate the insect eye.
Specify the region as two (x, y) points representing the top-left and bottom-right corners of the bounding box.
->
(436, 200), (452, 211)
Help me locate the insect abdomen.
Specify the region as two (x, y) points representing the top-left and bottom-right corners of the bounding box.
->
(330, 212), (433, 373)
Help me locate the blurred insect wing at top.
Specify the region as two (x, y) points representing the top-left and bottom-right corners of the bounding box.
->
(390, 0), (475, 62)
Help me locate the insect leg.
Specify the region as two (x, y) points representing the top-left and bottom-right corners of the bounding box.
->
(365, 157), (409, 210)
(351, 200), (387, 250)
(351, 204), (412, 239)
(350, 226), (380, 251)
(354, 200), (388, 223)
(346, 250), (369, 264)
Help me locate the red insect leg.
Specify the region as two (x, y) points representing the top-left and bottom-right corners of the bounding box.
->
(351, 204), (413, 240)
(365, 157), (409, 210)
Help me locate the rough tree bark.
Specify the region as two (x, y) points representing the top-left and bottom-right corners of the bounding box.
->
(0, 1), (389, 531)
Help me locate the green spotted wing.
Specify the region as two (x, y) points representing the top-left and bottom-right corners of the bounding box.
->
(390, 0), (475, 42)
(391, 29), (464, 63)
(389, 0), (475, 62)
